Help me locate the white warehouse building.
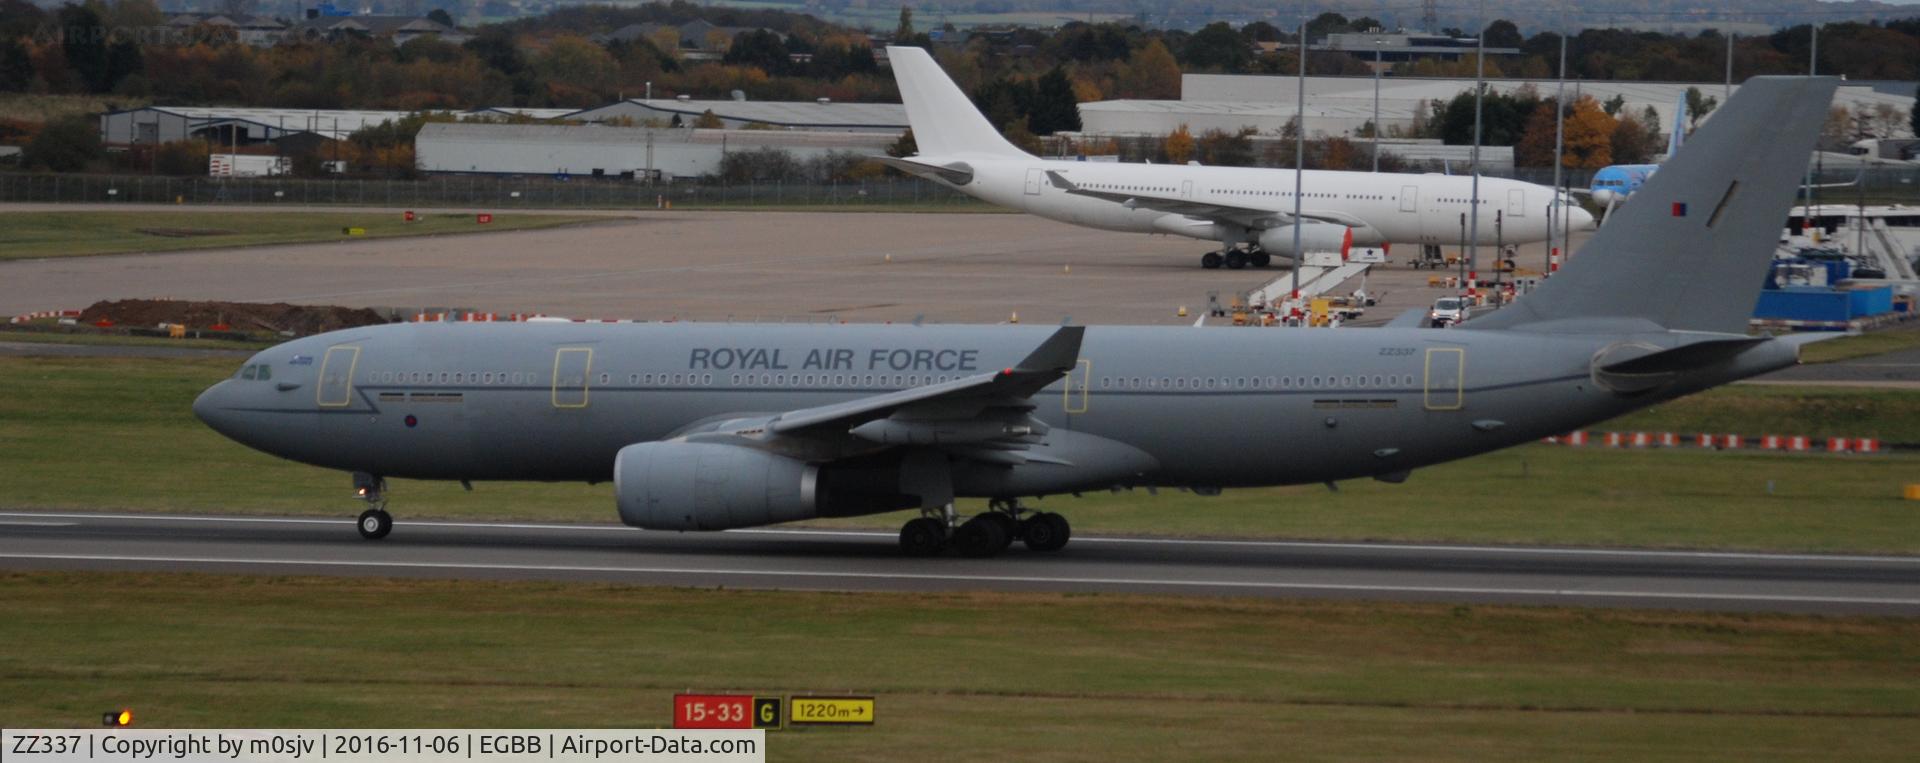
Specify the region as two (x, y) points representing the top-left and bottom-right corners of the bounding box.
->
(1079, 74), (1915, 141)
(415, 122), (896, 180)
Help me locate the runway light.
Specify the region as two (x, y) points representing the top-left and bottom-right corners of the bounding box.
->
(102, 709), (132, 727)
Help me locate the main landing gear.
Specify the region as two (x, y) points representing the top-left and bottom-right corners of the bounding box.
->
(352, 472), (392, 540)
(1200, 246), (1271, 270)
(897, 499), (1071, 557)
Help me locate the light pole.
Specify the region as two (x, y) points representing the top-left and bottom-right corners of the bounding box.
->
(1290, 18), (1306, 313)
(1372, 33), (1383, 172)
(1467, 5), (1485, 299)
(1550, 23), (1565, 277)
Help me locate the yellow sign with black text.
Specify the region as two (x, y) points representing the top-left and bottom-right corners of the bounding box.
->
(788, 696), (874, 725)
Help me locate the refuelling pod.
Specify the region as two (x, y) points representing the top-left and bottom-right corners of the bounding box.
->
(1257, 222), (1352, 257)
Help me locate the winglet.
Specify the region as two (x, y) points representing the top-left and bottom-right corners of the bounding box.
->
(1013, 326), (1085, 374)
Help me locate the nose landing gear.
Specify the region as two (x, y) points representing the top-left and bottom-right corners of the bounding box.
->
(352, 472), (392, 540)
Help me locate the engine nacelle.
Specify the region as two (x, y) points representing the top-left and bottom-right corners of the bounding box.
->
(1256, 222), (1352, 257)
(615, 441), (819, 530)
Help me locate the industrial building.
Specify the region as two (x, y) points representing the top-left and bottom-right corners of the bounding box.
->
(568, 97), (907, 133)
(414, 122), (895, 180)
(99, 106), (426, 146)
(1079, 74), (1916, 144)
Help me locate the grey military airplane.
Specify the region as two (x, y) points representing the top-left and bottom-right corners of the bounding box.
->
(195, 77), (1837, 558)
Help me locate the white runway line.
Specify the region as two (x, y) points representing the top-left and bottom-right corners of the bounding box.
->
(3, 511), (1917, 565)
(2, 552), (1916, 608)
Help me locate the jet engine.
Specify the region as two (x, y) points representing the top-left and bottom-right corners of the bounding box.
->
(1256, 222), (1352, 258)
(615, 442), (819, 531)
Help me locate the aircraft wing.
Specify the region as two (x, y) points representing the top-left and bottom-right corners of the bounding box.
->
(1044, 170), (1354, 229)
(768, 326), (1082, 435)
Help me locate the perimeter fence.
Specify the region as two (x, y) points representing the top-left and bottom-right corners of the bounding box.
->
(0, 173), (984, 209)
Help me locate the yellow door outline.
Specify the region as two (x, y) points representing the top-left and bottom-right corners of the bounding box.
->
(316, 346), (359, 408)
(1423, 348), (1465, 411)
(551, 348), (593, 408)
(1064, 359), (1091, 414)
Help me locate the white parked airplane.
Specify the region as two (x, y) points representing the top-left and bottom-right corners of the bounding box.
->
(881, 46), (1595, 269)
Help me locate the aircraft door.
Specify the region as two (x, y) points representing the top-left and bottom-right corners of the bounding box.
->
(1423, 348), (1464, 411)
(551, 347), (592, 408)
(1506, 188), (1526, 218)
(1181, 180), (1193, 199)
(1063, 359), (1091, 415)
(1399, 185), (1418, 213)
(316, 346), (359, 407)
(1024, 168), (1043, 195)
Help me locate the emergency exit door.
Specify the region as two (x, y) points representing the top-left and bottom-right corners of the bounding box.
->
(1423, 348), (1464, 411)
(316, 346), (359, 408)
(1064, 359), (1091, 414)
(551, 348), (592, 408)
(1025, 168), (1043, 195)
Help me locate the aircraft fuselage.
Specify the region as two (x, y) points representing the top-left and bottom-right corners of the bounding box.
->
(196, 321), (1794, 497)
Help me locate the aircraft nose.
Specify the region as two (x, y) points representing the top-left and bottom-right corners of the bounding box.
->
(193, 380), (234, 434)
(1570, 206), (1598, 231)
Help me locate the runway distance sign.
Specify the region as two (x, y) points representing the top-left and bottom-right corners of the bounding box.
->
(787, 697), (875, 725)
(673, 695), (783, 730)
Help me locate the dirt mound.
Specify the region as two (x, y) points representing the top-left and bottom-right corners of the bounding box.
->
(79, 299), (389, 335)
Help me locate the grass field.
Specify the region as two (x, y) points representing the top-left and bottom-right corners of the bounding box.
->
(1798, 327), (1920, 363)
(3, 354), (1918, 553)
(0, 211), (607, 259)
(0, 572), (1913, 760)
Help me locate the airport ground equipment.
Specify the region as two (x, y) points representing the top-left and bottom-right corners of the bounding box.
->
(194, 78), (1839, 556)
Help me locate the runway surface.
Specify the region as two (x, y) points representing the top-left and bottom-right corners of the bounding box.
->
(2, 511), (1916, 615)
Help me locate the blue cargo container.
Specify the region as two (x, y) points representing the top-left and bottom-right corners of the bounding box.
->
(1752, 284), (1894, 324)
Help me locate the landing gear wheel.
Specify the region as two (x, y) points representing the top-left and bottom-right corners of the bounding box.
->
(1200, 251), (1223, 269)
(953, 516), (1011, 558)
(357, 508), (392, 540)
(978, 513), (1019, 553)
(1021, 512), (1071, 552)
(1224, 249), (1249, 269)
(899, 517), (947, 556)
(1251, 250), (1272, 268)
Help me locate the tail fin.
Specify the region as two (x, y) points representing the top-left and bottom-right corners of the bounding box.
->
(1468, 77), (1838, 335)
(1667, 92), (1688, 157)
(887, 46), (1032, 160)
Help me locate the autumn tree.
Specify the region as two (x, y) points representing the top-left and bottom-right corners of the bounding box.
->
(1513, 101), (1560, 167)
(1162, 124), (1194, 163)
(1562, 96), (1615, 169)
(1610, 113), (1655, 165)
(1115, 39), (1179, 99)
(1196, 128), (1255, 166)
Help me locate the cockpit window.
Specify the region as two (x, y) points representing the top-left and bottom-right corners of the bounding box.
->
(256, 364), (271, 381)
(241, 365), (257, 380)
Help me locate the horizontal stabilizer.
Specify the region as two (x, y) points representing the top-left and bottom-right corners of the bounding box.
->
(873, 156), (974, 185)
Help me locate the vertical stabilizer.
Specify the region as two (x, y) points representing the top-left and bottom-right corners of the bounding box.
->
(1667, 92), (1688, 157)
(887, 46), (1033, 159)
(1469, 77), (1838, 335)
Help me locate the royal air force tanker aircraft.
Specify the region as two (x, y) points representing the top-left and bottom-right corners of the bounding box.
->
(879, 45), (1595, 269)
(195, 77), (1835, 558)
